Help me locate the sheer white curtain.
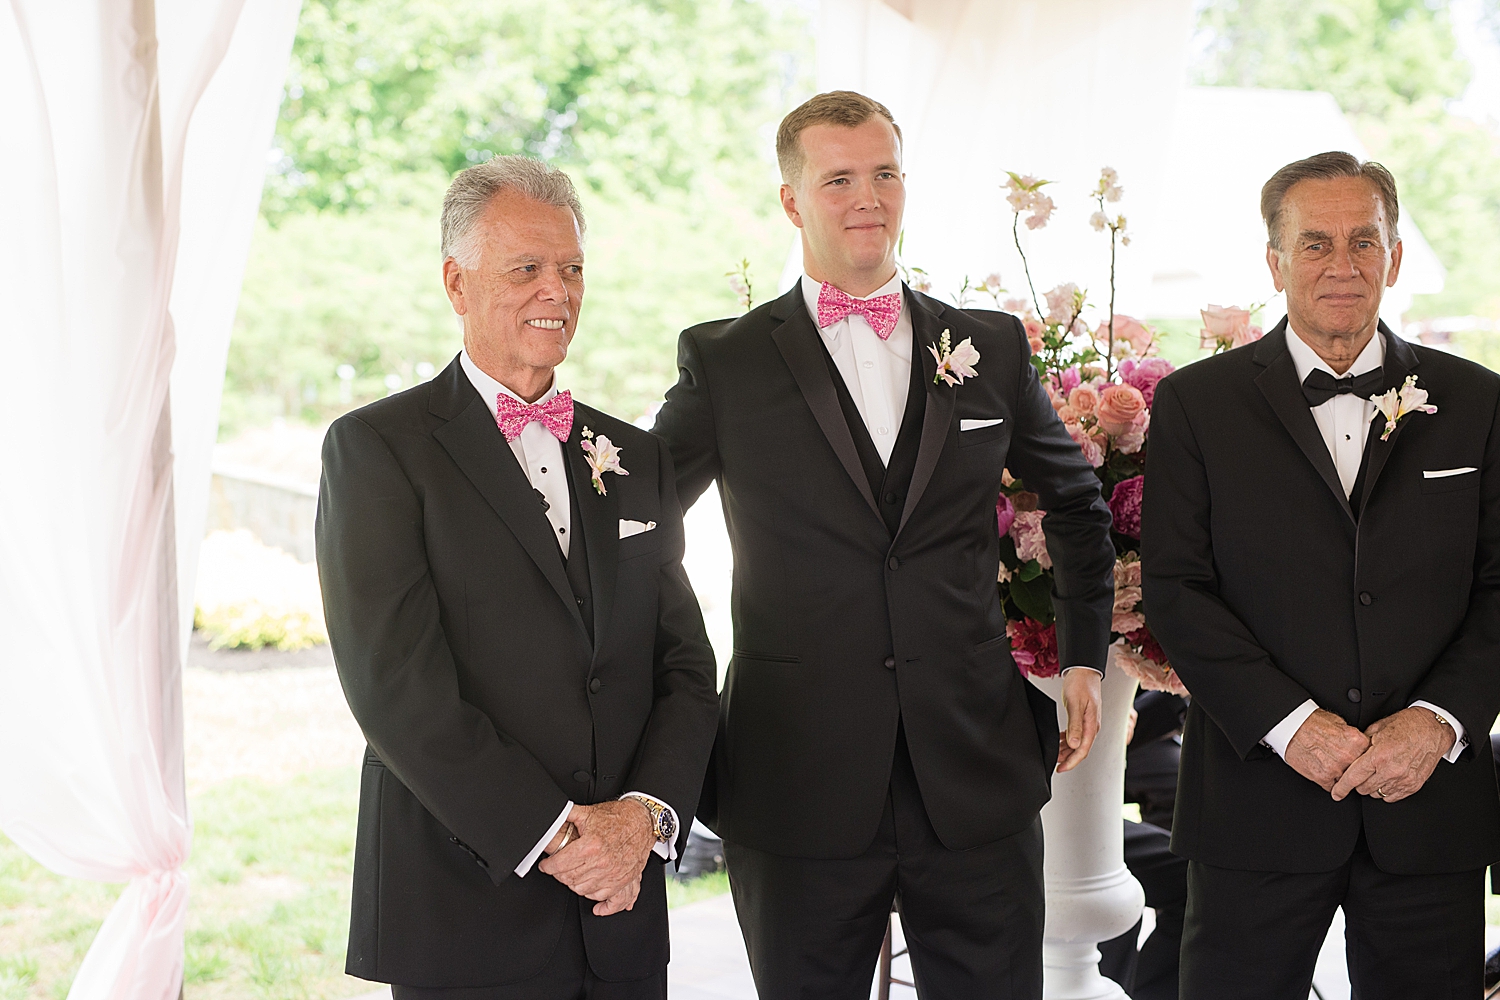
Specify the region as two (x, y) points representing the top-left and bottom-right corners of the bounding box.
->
(811, 0), (1195, 310)
(0, 2), (299, 998)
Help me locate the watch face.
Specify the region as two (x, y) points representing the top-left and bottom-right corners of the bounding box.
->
(658, 808), (676, 843)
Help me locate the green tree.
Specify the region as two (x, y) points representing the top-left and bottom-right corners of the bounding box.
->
(1194, 0), (1500, 318)
(226, 0), (812, 436)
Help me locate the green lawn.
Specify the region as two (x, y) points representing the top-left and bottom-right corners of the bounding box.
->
(0, 767), (728, 1000)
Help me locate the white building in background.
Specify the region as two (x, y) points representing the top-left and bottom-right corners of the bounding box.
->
(1140, 87), (1443, 331)
(787, 1), (1443, 335)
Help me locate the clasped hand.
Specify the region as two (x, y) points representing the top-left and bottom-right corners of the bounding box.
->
(1285, 706), (1455, 803)
(536, 799), (655, 916)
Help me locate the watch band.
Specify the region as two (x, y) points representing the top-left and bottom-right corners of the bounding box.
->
(626, 794), (676, 845)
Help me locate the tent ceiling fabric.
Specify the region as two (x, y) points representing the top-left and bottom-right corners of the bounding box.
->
(811, 1), (1442, 329)
(0, 2), (299, 998)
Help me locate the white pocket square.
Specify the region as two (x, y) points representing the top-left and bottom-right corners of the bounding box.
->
(1423, 467), (1477, 479)
(619, 519), (657, 539)
(960, 418), (1005, 431)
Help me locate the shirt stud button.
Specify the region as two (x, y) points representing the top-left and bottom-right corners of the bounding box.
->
(559, 527), (566, 534)
(878, 427), (889, 435)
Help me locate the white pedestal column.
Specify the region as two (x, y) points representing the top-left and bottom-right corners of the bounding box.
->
(1028, 658), (1144, 1000)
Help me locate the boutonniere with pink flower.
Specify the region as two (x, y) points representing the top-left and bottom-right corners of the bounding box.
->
(579, 426), (629, 495)
(930, 329), (980, 386)
(1370, 375), (1437, 441)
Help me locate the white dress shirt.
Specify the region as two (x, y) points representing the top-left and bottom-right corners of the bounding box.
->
(800, 277), (1102, 678)
(801, 272), (913, 465)
(1260, 329), (1466, 763)
(460, 350), (680, 875)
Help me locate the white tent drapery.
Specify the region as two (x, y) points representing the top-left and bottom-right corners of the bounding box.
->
(0, 2), (300, 998)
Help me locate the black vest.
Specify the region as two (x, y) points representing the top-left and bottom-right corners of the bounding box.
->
(558, 460), (594, 644)
(818, 317), (927, 536)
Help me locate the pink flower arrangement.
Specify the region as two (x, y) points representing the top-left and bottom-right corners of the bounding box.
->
(1113, 627), (1187, 696)
(1096, 315), (1154, 357)
(1112, 555), (1145, 634)
(1108, 476), (1144, 539)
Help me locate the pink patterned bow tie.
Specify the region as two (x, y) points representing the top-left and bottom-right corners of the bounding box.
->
(816, 282), (902, 340)
(495, 390), (573, 443)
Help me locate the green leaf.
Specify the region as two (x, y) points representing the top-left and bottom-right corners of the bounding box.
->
(1009, 572), (1055, 625)
(1016, 559), (1043, 582)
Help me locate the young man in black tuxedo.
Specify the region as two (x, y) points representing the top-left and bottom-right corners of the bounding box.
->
(316, 156), (718, 999)
(652, 90), (1117, 999)
(1142, 151), (1500, 999)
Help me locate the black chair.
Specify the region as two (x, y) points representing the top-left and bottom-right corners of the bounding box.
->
(877, 910), (916, 998)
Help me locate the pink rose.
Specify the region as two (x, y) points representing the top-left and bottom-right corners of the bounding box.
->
(1023, 315), (1046, 355)
(1009, 509), (1052, 568)
(1096, 384), (1147, 436)
(1096, 315), (1154, 357)
(1121, 357), (1174, 408)
(1058, 367), (1082, 394)
(1200, 304), (1264, 350)
(1113, 557), (1142, 589)
(1067, 422), (1105, 467)
(1115, 411), (1149, 454)
(1057, 404), (1079, 424)
(1069, 384), (1099, 416)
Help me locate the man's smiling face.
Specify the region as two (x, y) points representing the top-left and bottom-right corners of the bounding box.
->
(1268, 175), (1403, 343)
(781, 117), (905, 293)
(444, 188), (584, 396)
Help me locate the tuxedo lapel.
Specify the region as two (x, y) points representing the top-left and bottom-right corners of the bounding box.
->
(768, 286), (885, 524)
(1355, 324), (1420, 521)
(429, 365), (588, 634)
(565, 411), (620, 655)
(1252, 323), (1355, 524)
(897, 292), (956, 536)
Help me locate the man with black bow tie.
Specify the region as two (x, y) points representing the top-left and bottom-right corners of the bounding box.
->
(317, 156), (718, 999)
(653, 90), (1117, 999)
(1142, 151), (1500, 998)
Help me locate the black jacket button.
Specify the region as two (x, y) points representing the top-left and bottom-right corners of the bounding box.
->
(1359, 592), (1372, 606)
(573, 770), (591, 782)
(888, 556), (901, 570)
(884, 656), (896, 669)
(1347, 688), (1362, 703)
(884, 492), (898, 505)
(589, 678), (602, 693)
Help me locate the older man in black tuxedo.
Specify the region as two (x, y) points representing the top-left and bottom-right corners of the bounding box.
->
(653, 90), (1116, 1000)
(317, 156), (718, 999)
(1143, 151), (1500, 999)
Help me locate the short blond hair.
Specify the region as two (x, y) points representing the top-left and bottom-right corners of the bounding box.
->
(776, 90), (902, 188)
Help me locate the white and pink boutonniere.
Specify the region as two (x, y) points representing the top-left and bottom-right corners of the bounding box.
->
(580, 426), (628, 495)
(1370, 375), (1437, 442)
(930, 329), (980, 387)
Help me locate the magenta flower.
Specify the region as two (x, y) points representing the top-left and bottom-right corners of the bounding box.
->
(1109, 476), (1144, 539)
(997, 493), (1016, 538)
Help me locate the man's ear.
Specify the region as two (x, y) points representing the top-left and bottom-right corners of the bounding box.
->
(443, 258), (468, 316)
(779, 183), (803, 229)
(1386, 239), (1404, 288)
(1265, 244), (1286, 293)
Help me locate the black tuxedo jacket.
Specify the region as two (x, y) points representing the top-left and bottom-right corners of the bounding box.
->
(316, 356), (718, 987)
(1142, 321), (1500, 875)
(653, 282), (1115, 858)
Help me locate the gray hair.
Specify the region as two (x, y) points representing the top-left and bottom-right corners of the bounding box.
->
(1261, 151), (1400, 251)
(440, 155), (586, 267)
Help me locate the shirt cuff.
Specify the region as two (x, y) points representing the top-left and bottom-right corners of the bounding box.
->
(620, 791), (680, 862)
(1262, 699), (1318, 759)
(1061, 665), (1103, 677)
(515, 800), (573, 877)
(1411, 700), (1468, 763)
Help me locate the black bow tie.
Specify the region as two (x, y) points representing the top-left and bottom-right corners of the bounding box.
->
(1301, 367), (1385, 407)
